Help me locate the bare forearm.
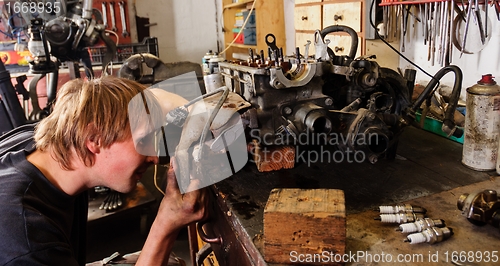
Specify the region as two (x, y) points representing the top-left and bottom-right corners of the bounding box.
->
(135, 220), (180, 266)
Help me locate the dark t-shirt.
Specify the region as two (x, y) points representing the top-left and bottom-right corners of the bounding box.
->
(0, 124), (87, 266)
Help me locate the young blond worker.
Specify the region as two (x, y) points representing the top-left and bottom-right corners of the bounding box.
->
(0, 76), (207, 265)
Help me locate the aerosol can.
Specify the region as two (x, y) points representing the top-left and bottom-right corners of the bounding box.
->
(202, 50), (214, 75)
(208, 53), (224, 74)
(462, 74), (500, 171)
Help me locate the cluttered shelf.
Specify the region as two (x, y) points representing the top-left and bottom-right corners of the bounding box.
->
(223, 0), (254, 9)
(222, 0), (285, 60)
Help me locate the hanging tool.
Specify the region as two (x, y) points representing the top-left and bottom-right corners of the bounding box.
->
(485, 0), (488, 38)
(401, 5), (410, 52)
(454, 1), (467, 22)
(109, 1), (118, 32)
(474, 0), (486, 44)
(119, 1), (129, 37)
(449, 0), (455, 62)
(460, 0), (473, 57)
(383, 5), (388, 39)
(101, 2), (108, 29)
(495, 0), (500, 21)
(431, 2), (438, 65)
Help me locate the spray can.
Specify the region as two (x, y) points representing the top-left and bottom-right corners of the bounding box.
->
(202, 50), (214, 75)
(208, 53), (224, 74)
(462, 74), (500, 171)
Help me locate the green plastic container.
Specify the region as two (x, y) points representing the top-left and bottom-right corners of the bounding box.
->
(415, 113), (464, 144)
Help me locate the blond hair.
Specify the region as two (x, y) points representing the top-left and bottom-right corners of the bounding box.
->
(34, 76), (162, 170)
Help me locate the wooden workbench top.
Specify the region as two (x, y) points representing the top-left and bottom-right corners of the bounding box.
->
(206, 126), (499, 265)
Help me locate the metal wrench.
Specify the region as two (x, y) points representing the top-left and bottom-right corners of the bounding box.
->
(109, 2), (118, 32)
(101, 2), (108, 28)
(119, 1), (129, 37)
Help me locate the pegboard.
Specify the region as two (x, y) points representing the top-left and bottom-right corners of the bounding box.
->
(94, 0), (132, 44)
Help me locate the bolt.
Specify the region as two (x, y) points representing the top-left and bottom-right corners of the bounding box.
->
(325, 98), (333, 106)
(283, 106), (293, 115)
(367, 112), (377, 120)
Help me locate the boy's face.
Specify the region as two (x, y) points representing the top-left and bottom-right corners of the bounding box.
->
(92, 135), (158, 193)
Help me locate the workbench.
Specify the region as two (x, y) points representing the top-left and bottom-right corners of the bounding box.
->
(197, 126), (500, 266)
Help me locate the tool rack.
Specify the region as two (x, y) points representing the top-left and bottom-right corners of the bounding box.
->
(376, 0), (497, 67)
(94, 0), (133, 44)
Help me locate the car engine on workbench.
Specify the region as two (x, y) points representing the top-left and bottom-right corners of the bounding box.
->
(217, 26), (414, 165)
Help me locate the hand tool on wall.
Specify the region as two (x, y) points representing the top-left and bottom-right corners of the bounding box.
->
(495, 0), (500, 21)
(119, 1), (129, 37)
(101, 1), (108, 29)
(474, 0), (486, 44)
(485, 0), (488, 38)
(460, 0), (472, 57)
(109, 1), (118, 32)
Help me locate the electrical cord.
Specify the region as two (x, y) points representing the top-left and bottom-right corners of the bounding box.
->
(105, 29), (119, 46)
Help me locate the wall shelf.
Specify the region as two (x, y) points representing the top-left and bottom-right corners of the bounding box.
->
(223, 0), (254, 9)
(222, 0), (286, 61)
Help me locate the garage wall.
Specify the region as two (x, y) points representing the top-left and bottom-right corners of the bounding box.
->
(134, 0), (220, 64)
(398, 8), (500, 98)
(134, 0), (293, 64)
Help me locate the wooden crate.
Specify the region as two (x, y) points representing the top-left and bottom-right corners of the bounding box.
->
(263, 188), (346, 265)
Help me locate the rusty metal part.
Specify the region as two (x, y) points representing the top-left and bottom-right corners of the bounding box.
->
(218, 25), (411, 164)
(118, 53), (205, 87)
(457, 189), (500, 228)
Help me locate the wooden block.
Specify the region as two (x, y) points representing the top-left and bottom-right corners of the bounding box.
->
(248, 140), (295, 172)
(264, 189), (346, 265)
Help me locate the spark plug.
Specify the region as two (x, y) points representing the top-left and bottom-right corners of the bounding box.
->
(404, 227), (453, 244)
(375, 212), (425, 223)
(376, 204), (427, 214)
(398, 218), (446, 233)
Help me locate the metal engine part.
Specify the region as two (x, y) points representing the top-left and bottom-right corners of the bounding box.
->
(218, 26), (412, 163)
(457, 189), (500, 229)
